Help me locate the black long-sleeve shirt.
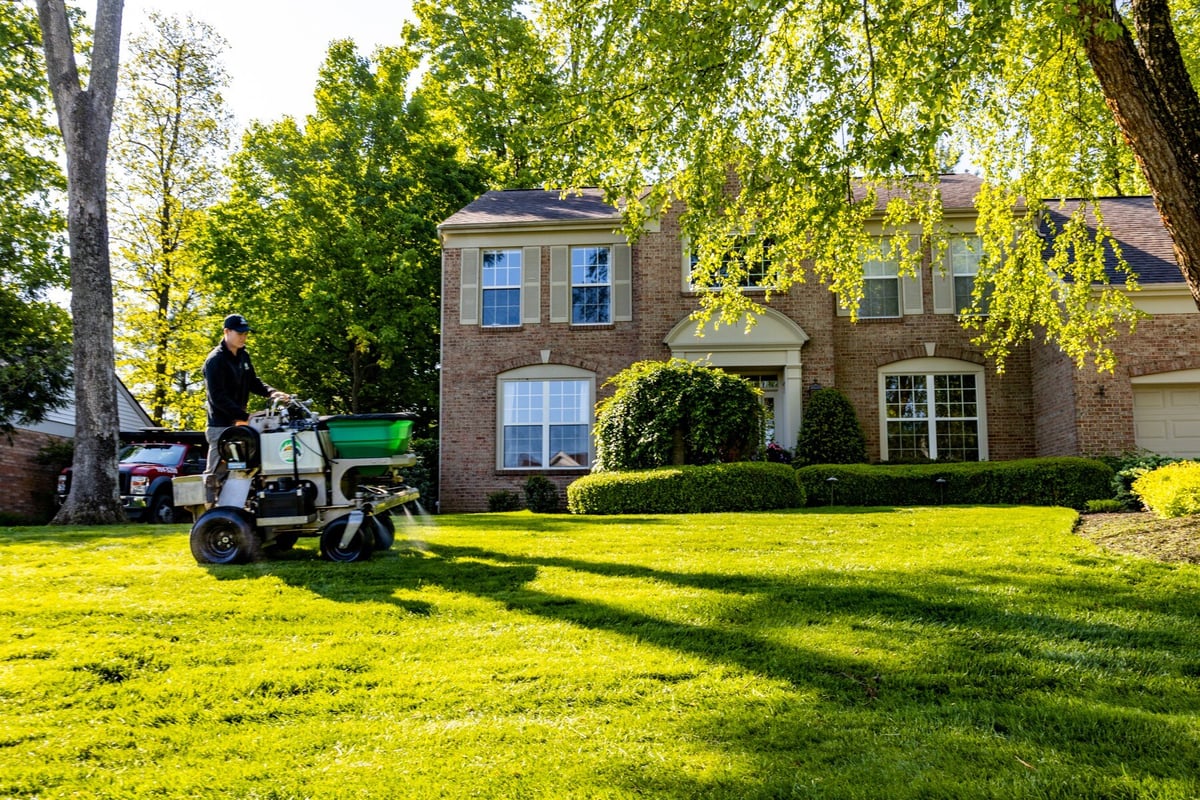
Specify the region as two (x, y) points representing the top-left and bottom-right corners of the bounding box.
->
(203, 340), (275, 427)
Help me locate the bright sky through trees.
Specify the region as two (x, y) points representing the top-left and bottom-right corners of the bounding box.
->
(96, 0), (416, 128)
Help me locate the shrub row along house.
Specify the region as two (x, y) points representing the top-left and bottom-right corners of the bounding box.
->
(437, 174), (1200, 513)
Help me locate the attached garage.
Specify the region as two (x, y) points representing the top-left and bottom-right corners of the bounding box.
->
(1133, 373), (1200, 458)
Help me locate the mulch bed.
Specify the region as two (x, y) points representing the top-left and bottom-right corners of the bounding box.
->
(1074, 512), (1200, 564)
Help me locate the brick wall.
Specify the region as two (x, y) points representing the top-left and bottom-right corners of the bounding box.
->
(441, 201), (1200, 511)
(0, 430), (67, 522)
(829, 265), (1036, 462)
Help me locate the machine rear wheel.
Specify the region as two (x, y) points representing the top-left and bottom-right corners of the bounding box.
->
(320, 516), (375, 562)
(190, 508), (261, 564)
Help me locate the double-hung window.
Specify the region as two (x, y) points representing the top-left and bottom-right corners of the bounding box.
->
(571, 246), (611, 324)
(883, 372), (982, 461)
(481, 249), (522, 327)
(688, 238), (772, 290)
(949, 236), (990, 315)
(862, 242), (901, 318)
(501, 378), (592, 469)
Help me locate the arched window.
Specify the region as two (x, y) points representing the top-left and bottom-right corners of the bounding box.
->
(497, 365), (595, 469)
(878, 357), (988, 461)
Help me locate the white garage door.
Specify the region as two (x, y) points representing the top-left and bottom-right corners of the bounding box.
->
(1133, 384), (1200, 457)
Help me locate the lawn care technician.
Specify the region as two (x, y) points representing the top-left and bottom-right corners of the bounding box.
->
(203, 314), (290, 476)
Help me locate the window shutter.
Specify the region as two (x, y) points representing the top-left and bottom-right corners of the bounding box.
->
(681, 239), (694, 292)
(901, 273), (923, 316)
(459, 248), (480, 325)
(613, 243), (632, 322)
(522, 246), (541, 324)
(932, 261), (955, 315)
(901, 234), (923, 316)
(550, 245), (569, 323)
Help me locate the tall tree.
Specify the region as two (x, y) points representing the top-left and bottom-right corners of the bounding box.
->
(199, 41), (487, 420)
(36, 0), (125, 524)
(0, 2), (72, 434)
(404, 0), (562, 188)
(110, 12), (232, 429)
(537, 0), (1200, 371)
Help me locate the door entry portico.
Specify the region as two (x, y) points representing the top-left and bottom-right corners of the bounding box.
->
(664, 308), (810, 449)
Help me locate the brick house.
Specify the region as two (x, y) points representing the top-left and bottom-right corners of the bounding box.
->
(437, 174), (1200, 512)
(0, 378), (153, 522)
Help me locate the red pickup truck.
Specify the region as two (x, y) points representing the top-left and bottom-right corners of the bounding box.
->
(56, 430), (208, 524)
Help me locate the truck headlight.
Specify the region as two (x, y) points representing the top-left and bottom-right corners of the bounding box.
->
(130, 475), (150, 495)
(57, 475), (67, 494)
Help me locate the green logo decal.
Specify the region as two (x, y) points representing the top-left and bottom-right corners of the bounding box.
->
(279, 438), (303, 464)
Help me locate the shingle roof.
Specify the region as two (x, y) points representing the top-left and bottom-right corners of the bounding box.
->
(853, 172), (984, 211)
(439, 188), (621, 228)
(440, 177), (1183, 286)
(1044, 197), (1180, 285)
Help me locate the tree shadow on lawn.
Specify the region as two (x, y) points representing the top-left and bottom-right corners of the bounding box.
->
(234, 538), (1200, 704)
(215, 536), (1200, 795)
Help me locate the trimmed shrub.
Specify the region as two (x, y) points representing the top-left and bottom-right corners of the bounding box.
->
(794, 388), (867, 466)
(1103, 452), (1181, 510)
(567, 462), (805, 515)
(524, 475), (560, 513)
(593, 359), (765, 471)
(795, 458), (1113, 509)
(1132, 461), (1200, 518)
(1084, 499), (1126, 514)
(487, 490), (522, 512)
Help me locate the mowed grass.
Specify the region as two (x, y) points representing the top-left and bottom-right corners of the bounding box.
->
(2, 507), (1199, 799)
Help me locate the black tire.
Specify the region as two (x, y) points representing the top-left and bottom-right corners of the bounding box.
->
(190, 508), (261, 564)
(372, 513), (395, 551)
(319, 516), (375, 562)
(148, 491), (178, 525)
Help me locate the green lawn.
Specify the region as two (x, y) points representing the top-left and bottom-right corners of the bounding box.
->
(2, 507), (1198, 799)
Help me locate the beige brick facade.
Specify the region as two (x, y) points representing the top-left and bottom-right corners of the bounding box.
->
(438, 183), (1200, 512)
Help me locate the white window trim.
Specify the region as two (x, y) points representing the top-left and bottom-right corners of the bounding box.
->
(950, 235), (986, 316)
(570, 245), (612, 326)
(481, 248), (523, 328)
(496, 364), (595, 470)
(877, 357), (988, 461)
(683, 239), (774, 293)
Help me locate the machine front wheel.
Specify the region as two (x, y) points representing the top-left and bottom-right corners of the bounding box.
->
(190, 508), (261, 564)
(320, 516), (375, 562)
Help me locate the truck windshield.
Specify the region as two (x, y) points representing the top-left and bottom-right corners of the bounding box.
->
(119, 444), (186, 466)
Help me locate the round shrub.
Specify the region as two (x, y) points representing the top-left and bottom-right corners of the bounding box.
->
(567, 462), (805, 514)
(524, 475), (560, 513)
(1132, 460), (1200, 518)
(593, 359), (765, 471)
(794, 388), (867, 466)
(487, 490), (522, 512)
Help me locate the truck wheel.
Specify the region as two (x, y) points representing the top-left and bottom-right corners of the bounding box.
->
(190, 508), (261, 564)
(372, 513), (395, 551)
(148, 491), (178, 525)
(319, 517), (375, 562)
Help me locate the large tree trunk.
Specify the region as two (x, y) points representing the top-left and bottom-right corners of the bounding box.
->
(1079, 0), (1200, 307)
(38, 0), (126, 524)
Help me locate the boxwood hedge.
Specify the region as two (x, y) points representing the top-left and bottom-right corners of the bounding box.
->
(795, 457), (1113, 509)
(567, 462), (805, 514)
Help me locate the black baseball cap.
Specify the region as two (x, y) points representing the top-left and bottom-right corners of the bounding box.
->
(223, 314), (254, 333)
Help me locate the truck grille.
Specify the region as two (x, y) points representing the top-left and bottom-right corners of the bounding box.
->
(119, 470), (131, 495)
